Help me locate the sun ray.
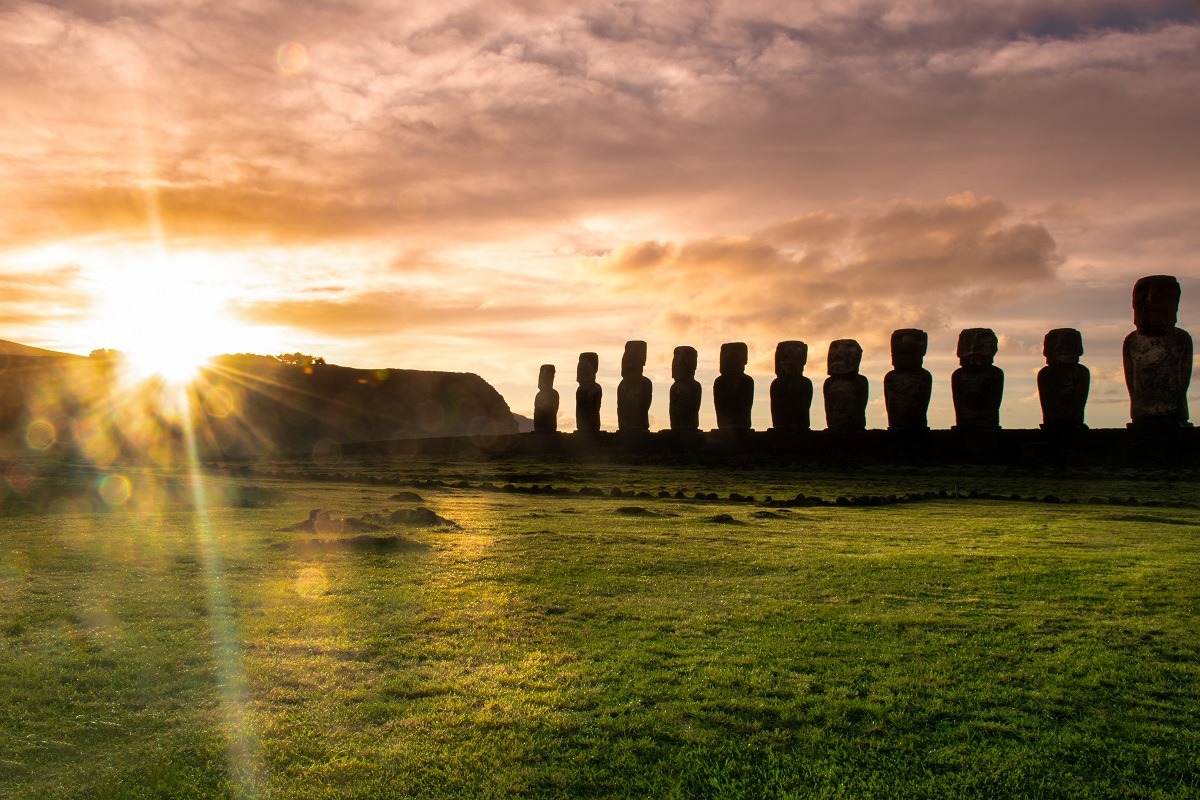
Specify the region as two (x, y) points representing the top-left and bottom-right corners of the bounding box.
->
(179, 385), (264, 795)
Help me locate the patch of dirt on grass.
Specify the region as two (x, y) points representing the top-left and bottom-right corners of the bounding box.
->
(361, 507), (461, 529)
(285, 510), (383, 534)
(303, 534), (423, 551)
(705, 514), (746, 525)
(615, 506), (680, 517)
(287, 506), (460, 533)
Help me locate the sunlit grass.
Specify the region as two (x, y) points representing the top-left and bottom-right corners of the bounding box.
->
(1, 464), (1198, 798)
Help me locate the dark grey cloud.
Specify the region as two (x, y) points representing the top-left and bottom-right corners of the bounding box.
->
(4, 0), (1198, 247)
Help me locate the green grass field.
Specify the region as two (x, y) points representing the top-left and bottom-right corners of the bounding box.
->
(2, 459), (1199, 798)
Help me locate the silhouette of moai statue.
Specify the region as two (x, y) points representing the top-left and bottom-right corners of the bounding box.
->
(1123, 275), (1193, 428)
(713, 342), (754, 430)
(533, 364), (559, 433)
(884, 329), (932, 431)
(669, 346), (701, 432)
(1038, 328), (1090, 431)
(575, 352), (602, 433)
(770, 340), (812, 430)
(952, 328), (1003, 429)
(823, 339), (868, 431)
(617, 340), (652, 432)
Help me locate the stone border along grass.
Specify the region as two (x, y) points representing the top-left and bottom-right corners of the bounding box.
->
(248, 468), (1199, 510)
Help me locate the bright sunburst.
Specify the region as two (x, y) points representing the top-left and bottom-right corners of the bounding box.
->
(79, 247), (260, 384)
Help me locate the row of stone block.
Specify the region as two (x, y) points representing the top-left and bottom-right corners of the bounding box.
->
(532, 275), (1192, 433)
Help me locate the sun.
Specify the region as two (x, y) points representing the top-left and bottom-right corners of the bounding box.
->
(81, 248), (259, 384)
(120, 334), (211, 384)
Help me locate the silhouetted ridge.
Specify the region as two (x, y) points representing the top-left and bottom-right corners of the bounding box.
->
(196, 358), (518, 455)
(0, 349), (517, 458)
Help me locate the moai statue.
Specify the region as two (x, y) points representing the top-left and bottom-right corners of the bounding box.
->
(575, 352), (602, 433)
(1038, 328), (1090, 431)
(533, 364), (559, 433)
(770, 340), (812, 430)
(952, 328), (1003, 429)
(884, 329), (932, 431)
(713, 342), (754, 430)
(669, 346), (701, 432)
(616, 340), (652, 432)
(823, 339), (868, 431)
(1123, 275), (1193, 428)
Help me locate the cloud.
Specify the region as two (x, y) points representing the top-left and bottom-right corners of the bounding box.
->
(235, 289), (586, 338)
(3, 0), (1197, 250)
(0, 265), (90, 325)
(596, 193), (1061, 346)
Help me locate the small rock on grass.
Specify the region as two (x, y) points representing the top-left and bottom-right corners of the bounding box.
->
(389, 491), (425, 502)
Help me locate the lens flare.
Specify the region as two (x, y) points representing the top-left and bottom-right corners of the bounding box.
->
(295, 566), (329, 599)
(25, 419), (55, 450)
(202, 386), (236, 418)
(395, 189), (427, 220)
(98, 474), (133, 506)
(276, 42), (309, 74)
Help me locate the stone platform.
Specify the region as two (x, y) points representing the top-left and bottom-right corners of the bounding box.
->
(339, 426), (1200, 467)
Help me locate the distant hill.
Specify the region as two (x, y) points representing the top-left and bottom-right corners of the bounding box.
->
(0, 347), (518, 458)
(512, 412), (535, 433)
(195, 355), (519, 455)
(0, 339), (84, 358)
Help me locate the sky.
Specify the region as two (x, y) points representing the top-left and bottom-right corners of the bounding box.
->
(1, 0), (1197, 431)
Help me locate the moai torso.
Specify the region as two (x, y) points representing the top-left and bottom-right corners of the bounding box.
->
(951, 328), (1003, 429)
(1123, 276), (1192, 427)
(770, 340), (812, 430)
(823, 339), (868, 431)
(1038, 328), (1090, 430)
(713, 342), (753, 430)
(617, 341), (652, 432)
(533, 365), (559, 433)
(669, 346), (701, 431)
(883, 328), (932, 431)
(575, 352), (602, 433)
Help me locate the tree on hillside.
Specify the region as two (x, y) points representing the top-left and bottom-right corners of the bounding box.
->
(276, 353), (326, 367)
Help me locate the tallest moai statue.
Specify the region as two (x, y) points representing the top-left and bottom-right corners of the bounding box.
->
(1124, 275), (1193, 428)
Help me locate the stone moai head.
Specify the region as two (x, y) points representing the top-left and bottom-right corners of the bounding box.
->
(621, 340), (647, 378)
(1043, 328), (1083, 365)
(827, 339), (863, 376)
(775, 341), (808, 378)
(957, 328), (998, 367)
(538, 364), (555, 390)
(672, 346), (698, 381)
(890, 329), (928, 370)
(576, 352), (598, 383)
(1132, 275), (1181, 336)
(719, 342), (748, 376)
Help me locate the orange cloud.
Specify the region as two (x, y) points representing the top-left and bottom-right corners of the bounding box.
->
(596, 193), (1061, 345)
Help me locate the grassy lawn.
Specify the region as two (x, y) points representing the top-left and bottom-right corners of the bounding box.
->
(1, 460), (1199, 798)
